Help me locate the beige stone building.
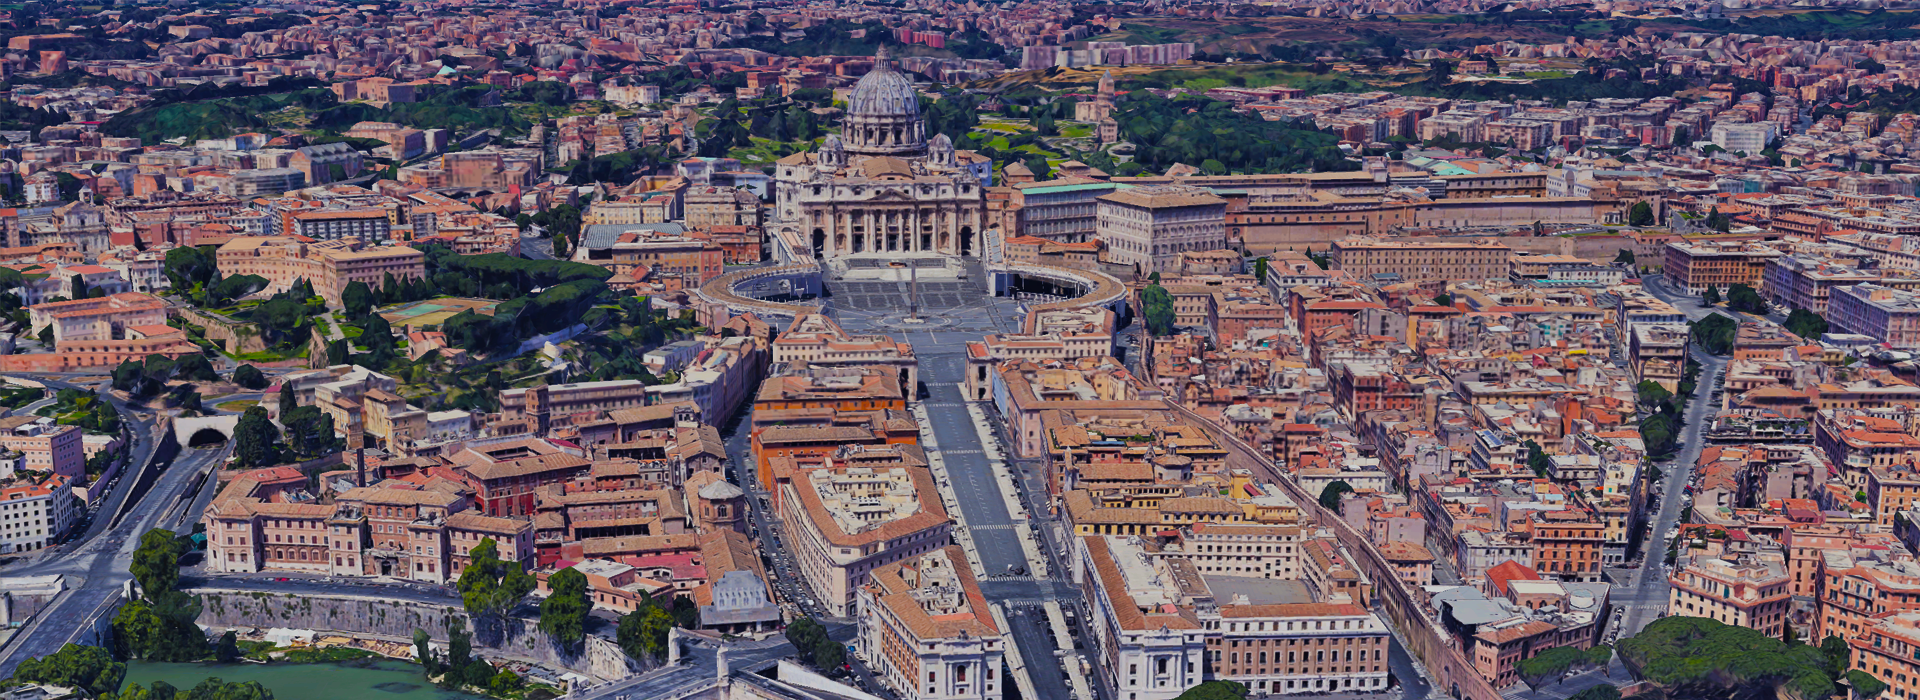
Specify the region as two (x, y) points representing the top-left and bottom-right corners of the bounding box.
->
(1328, 237), (1512, 283)
(1095, 185), (1228, 274)
(857, 546), (1006, 700)
(1667, 551), (1790, 639)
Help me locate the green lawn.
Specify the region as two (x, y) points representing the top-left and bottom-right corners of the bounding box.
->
(1059, 124), (1094, 139)
(217, 400), (259, 413)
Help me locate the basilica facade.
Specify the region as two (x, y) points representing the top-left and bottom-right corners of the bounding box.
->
(774, 49), (994, 261)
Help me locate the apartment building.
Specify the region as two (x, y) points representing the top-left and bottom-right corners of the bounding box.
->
(215, 236), (426, 306)
(1816, 547), (1920, 642)
(449, 439), (594, 517)
(1662, 240), (1782, 294)
(0, 416), (84, 480)
(289, 208), (392, 243)
(499, 379), (653, 434)
(1532, 511), (1605, 583)
(0, 473), (75, 554)
(1080, 535), (1208, 700)
(28, 291), (167, 345)
(857, 546), (1006, 700)
(1181, 522), (1303, 579)
(776, 450), (952, 617)
(1666, 552), (1791, 639)
(1829, 283), (1920, 350)
(1329, 238), (1512, 284)
(772, 313), (917, 393)
(1208, 603), (1392, 696)
(1850, 612), (1920, 700)
(1095, 185), (1228, 274)
(204, 475), (533, 581)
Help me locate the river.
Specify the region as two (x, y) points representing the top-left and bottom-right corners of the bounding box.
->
(124, 658), (490, 700)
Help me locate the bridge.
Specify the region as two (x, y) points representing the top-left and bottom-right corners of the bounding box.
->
(173, 414), (241, 445)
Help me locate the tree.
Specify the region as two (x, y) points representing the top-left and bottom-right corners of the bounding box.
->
(456, 539), (534, 641)
(1433, 293), (1453, 307)
(1850, 670), (1890, 699)
(1617, 617), (1839, 700)
(785, 616), (829, 665)
(1636, 380), (1674, 411)
(1785, 308), (1828, 340)
(231, 406), (279, 468)
(231, 364), (267, 390)
(341, 281), (375, 319)
(279, 405), (337, 459)
(1141, 284), (1175, 336)
(1515, 646), (1583, 691)
(1671, 125), (1691, 148)
(1173, 681), (1250, 700)
(671, 596), (698, 629)
(1702, 286), (1721, 307)
(1628, 201), (1655, 227)
(1317, 480), (1353, 510)
(215, 631), (241, 662)
(276, 382), (295, 416)
(1524, 440), (1553, 477)
(413, 628), (438, 677)
(11, 643), (126, 697)
(813, 637), (845, 671)
(1613, 249), (1635, 264)
(1707, 207), (1732, 232)
(616, 599), (674, 661)
(71, 274), (89, 300)
(112, 592), (207, 662)
(130, 527), (185, 597)
(1727, 283), (1767, 314)
(1821, 635), (1850, 679)
(540, 567), (591, 653)
(1253, 257), (1268, 281)
(489, 671), (524, 695)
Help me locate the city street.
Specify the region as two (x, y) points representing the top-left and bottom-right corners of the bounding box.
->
(1499, 275), (1734, 699)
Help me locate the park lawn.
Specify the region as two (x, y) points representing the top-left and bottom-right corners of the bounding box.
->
(217, 400), (259, 413)
(977, 121), (1027, 133)
(1059, 123), (1094, 139)
(984, 135), (1012, 151)
(1014, 143), (1063, 159)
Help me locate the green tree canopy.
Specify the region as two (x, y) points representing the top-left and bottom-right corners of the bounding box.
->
(456, 538), (534, 639)
(1141, 284), (1175, 337)
(341, 280), (376, 319)
(11, 644), (125, 697)
(1785, 308), (1829, 341)
(1618, 616), (1839, 700)
(1516, 646), (1585, 691)
(616, 597), (675, 661)
(539, 567), (591, 652)
(1317, 480), (1354, 510)
(231, 364), (268, 390)
(231, 406), (279, 468)
(1628, 201), (1656, 226)
(1173, 681), (1250, 700)
(1727, 283), (1768, 314)
(129, 527), (186, 596)
(1693, 314), (1739, 355)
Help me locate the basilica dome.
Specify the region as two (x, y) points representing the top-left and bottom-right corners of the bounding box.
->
(849, 48), (921, 119)
(842, 47), (927, 158)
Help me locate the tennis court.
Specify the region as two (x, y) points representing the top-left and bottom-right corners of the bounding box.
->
(379, 298), (499, 327)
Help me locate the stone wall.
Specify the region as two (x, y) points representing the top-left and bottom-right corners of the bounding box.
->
(173, 308), (268, 355)
(189, 588), (638, 681)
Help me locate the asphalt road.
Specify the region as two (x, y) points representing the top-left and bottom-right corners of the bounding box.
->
(0, 435), (230, 678)
(1506, 275), (1733, 699)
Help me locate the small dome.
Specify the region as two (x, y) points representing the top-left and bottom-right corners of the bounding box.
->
(699, 479), (745, 501)
(929, 133), (953, 152)
(849, 47), (920, 119)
